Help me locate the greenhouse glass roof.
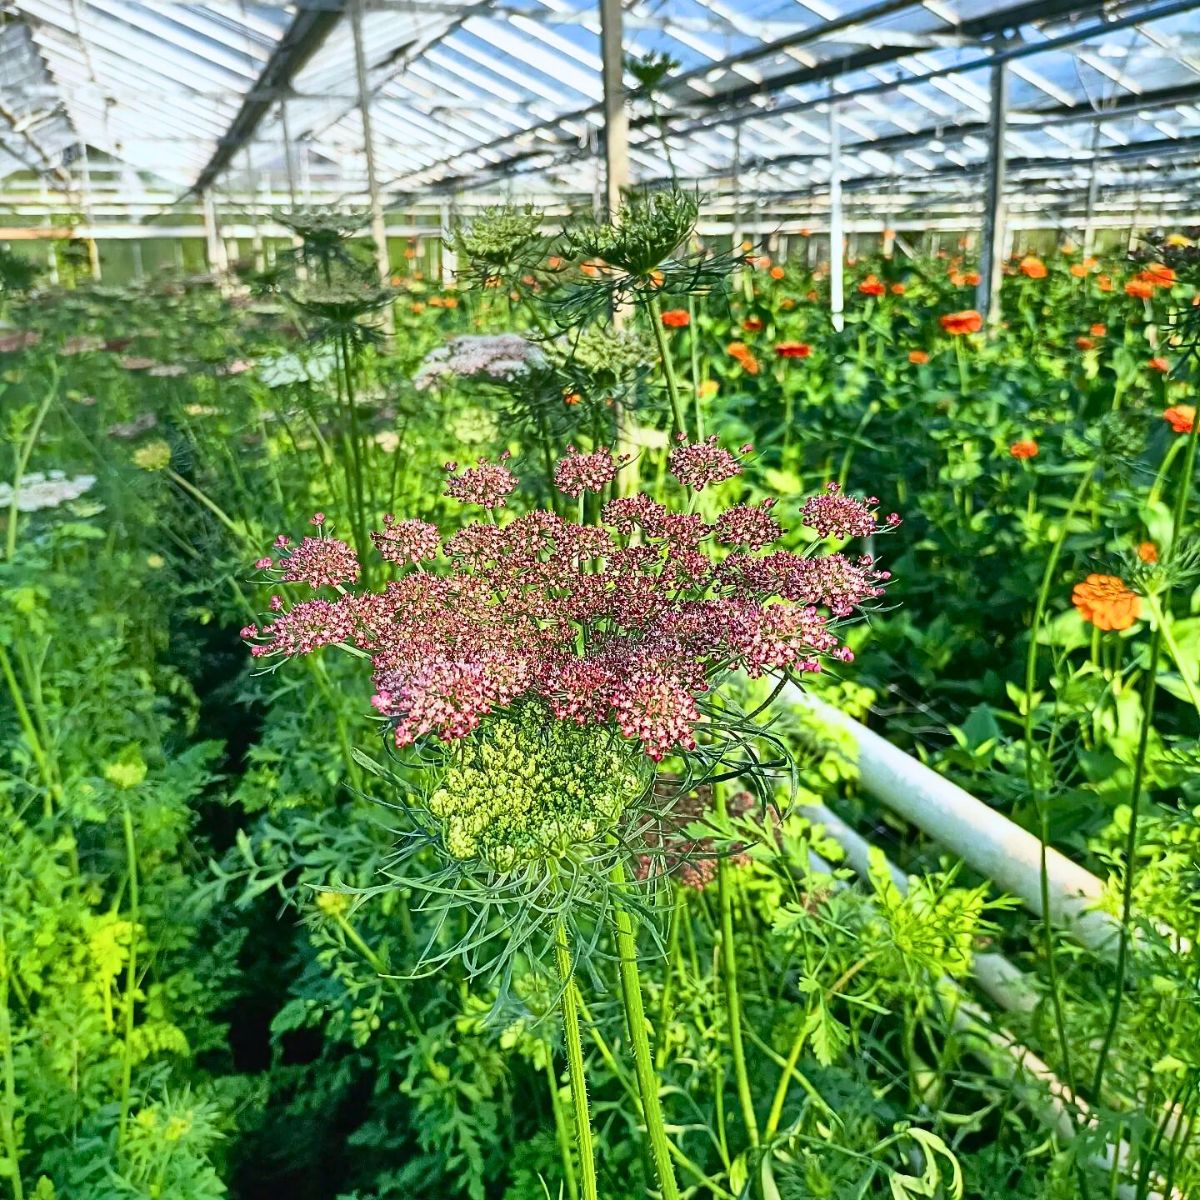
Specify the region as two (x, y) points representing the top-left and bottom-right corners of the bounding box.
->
(1, 0), (1198, 227)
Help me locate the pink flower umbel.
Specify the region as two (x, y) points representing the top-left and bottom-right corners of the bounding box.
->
(800, 482), (899, 539)
(444, 455), (518, 509)
(554, 446), (624, 497)
(667, 435), (745, 492)
(245, 449), (896, 762)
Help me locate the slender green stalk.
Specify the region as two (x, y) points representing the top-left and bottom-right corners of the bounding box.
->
(6, 365), (59, 561)
(1021, 469), (1094, 1100)
(553, 919), (598, 1200)
(165, 470), (244, 539)
(1093, 374), (1200, 1098)
(647, 295), (688, 440)
(0, 924), (25, 1200)
(117, 800), (139, 1148)
(0, 644), (60, 819)
(1144, 591), (1200, 717)
(655, 887), (686, 1071)
(609, 861), (681, 1200)
(716, 788), (760, 1149)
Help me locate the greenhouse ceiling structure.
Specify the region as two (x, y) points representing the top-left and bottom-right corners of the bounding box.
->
(1, 0), (1199, 247)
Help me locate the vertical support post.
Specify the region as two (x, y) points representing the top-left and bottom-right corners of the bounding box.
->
(828, 104), (844, 333)
(280, 98), (300, 210)
(440, 199), (457, 285)
(244, 148), (266, 273)
(351, 0), (391, 286)
(599, 0), (629, 221)
(976, 60), (1007, 324)
(131, 239), (145, 281)
(202, 188), (228, 279)
(730, 123), (743, 254)
(1081, 126), (1100, 258)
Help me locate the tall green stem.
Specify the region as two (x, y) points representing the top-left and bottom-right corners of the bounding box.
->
(1022, 469), (1093, 1102)
(609, 862), (681, 1200)
(1093, 369), (1200, 1098)
(6, 366), (59, 561)
(716, 788), (760, 1149)
(0, 923), (25, 1200)
(553, 919), (597, 1200)
(117, 800), (139, 1148)
(647, 295), (688, 440)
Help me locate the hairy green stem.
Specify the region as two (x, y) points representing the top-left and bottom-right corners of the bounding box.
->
(553, 919), (598, 1200)
(609, 861), (681, 1200)
(544, 1044), (579, 1200)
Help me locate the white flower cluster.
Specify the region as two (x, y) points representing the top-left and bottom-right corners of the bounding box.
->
(0, 471), (97, 512)
(413, 334), (546, 391)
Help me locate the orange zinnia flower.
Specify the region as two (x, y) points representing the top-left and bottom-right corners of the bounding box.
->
(727, 341), (760, 374)
(410, 302), (426, 314)
(1137, 542), (1158, 564)
(563, 391), (582, 406)
(1019, 256), (1047, 279)
(1140, 263), (1176, 288)
(779, 297), (797, 311)
(769, 265), (785, 280)
(858, 274), (886, 297)
(580, 262), (600, 277)
(908, 349), (929, 365)
(1097, 274), (1114, 292)
(1148, 356), (1170, 373)
(647, 269), (665, 289)
(698, 379), (719, 400)
(948, 269), (966, 286)
(799, 228), (812, 238)
(1070, 263), (1088, 278)
(1076, 336), (1095, 351)
(547, 255), (564, 270)
(1164, 405), (1196, 434)
(940, 310), (983, 336)
(743, 317), (764, 332)
(891, 283), (906, 295)
(1071, 574), (1140, 631)
(1010, 439), (1038, 459)
(660, 309), (690, 329)
(1124, 278), (1155, 300)
(962, 271), (981, 286)
(775, 342), (811, 358)
(1090, 323), (1106, 336)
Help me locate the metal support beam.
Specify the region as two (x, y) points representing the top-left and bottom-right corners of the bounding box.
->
(202, 188), (228, 278)
(190, 0), (344, 196)
(829, 106), (844, 334)
(976, 62), (1007, 325)
(599, 0), (629, 220)
(352, 0), (391, 284)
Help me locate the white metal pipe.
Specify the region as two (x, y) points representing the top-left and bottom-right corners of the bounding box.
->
(788, 687), (1119, 952)
(976, 61), (1008, 324)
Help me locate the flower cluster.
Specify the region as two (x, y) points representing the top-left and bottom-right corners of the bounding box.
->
(800, 483), (898, 539)
(0, 470), (97, 513)
(413, 334), (547, 390)
(428, 704), (646, 870)
(444, 456), (519, 509)
(554, 446), (623, 497)
(245, 450), (895, 763)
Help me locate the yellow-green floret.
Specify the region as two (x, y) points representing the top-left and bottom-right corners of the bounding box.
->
(427, 707), (647, 871)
